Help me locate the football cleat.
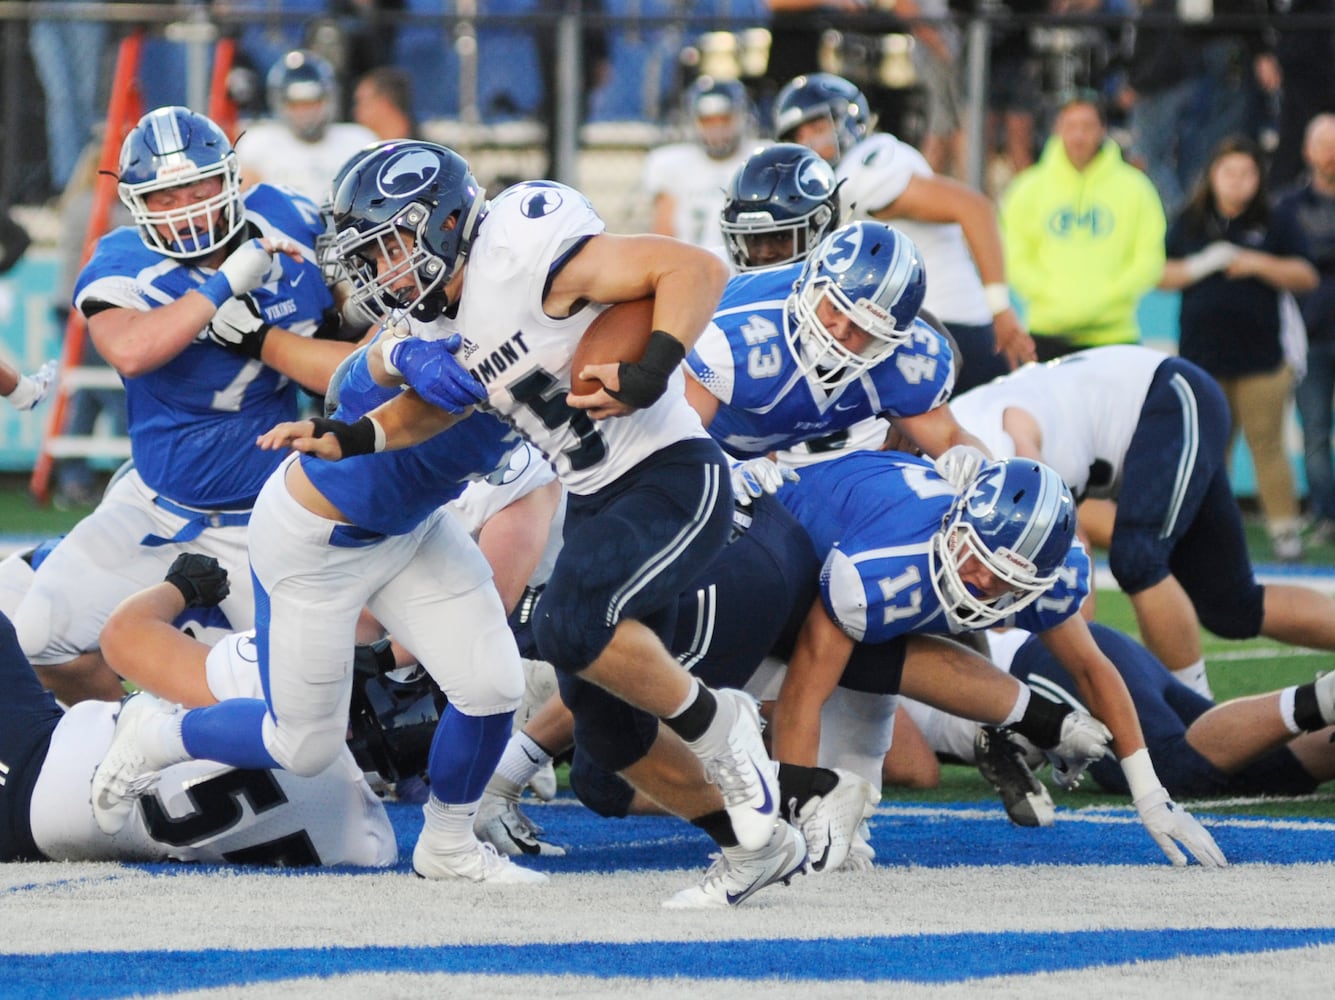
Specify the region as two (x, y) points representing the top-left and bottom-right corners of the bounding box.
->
(475, 793), (566, 857)
(90, 693), (178, 835)
(687, 688), (781, 851)
(976, 726), (1055, 828)
(662, 820), (807, 909)
(793, 768), (878, 873)
(412, 836), (548, 884)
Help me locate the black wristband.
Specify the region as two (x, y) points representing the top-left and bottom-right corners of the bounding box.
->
(242, 324), (272, 361)
(1010, 691), (1073, 751)
(310, 415), (378, 457)
(777, 762), (840, 821)
(606, 330), (686, 409)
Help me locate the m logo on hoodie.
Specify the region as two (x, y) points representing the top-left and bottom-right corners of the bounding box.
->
(1048, 205), (1114, 239)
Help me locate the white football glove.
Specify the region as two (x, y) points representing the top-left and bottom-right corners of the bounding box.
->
(1044, 711), (1113, 791)
(206, 294), (272, 360)
(730, 456), (799, 505)
(1133, 785), (1227, 868)
(200, 238), (294, 306)
(5, 360), (57, 411)
(932, 444), (989, 493)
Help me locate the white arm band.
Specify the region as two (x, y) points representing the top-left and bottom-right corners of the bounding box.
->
(1119, 747), (1161, 801)
(983, 282), (1012, 316)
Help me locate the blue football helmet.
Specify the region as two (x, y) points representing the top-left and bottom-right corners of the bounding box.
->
(330, 140), (486, 322)
(773, 73), (874, 164)
(786, 221), (926, 389)
(685, 76), (752, 159)
(929, 459), (1077, 630)
(267, 49), (338, 141)
(117, 106), (245, 260)
(721, 143), (841, 272)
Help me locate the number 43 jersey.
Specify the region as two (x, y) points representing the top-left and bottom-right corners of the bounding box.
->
(686, 265), (955, 460)
(28, 633), (396, 868)
(447, 181), (710, 496)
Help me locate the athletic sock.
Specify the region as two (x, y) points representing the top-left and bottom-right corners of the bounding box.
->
(494, 731), (551, 789)
(664, 680), (717, 743)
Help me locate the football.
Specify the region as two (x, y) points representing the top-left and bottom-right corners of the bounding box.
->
(569, 297), (656, 396)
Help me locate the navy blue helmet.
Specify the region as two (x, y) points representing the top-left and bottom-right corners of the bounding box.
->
(331, 140), (485, 322)
(773, 73), (873, 163)
(721, 143), (841, 271)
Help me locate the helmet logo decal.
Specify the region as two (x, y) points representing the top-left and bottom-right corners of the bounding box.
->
(820, 226), (863, 273)
(376, 149), (441, 198)
(964, 465), (1005, 519)
(522, 189), (563, 218)
(796, 159), (832, 197)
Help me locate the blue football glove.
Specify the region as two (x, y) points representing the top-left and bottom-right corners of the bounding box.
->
(387, 334), (487, 414)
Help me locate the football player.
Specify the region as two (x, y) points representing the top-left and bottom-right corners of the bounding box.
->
(897, 622), (1335, 806)
(642, 76), (759, 257)
(774, 72), (1034, 389)
(771, 452), (1227, 867)
(685, 218), (991, 501)
(236, 49), (378, 203)
(253, 140), (804, 908)
(0, 358), (57, 412)
(89, 329), (549, 885)
(948, 344), (1335, 699)
(719, 142), (841, 274)
(0, 570), (395, 868)
(10, 106), (358, 706)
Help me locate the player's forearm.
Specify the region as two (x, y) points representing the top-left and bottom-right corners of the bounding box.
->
(90, 293), (220, 377)
(260, 329), (358, 395)
(366, 387), (466, 449)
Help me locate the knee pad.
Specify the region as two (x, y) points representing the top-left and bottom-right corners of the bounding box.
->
(557, 670), (658, 773)
(264, 717), (346, 777)
(1108, 533), (1171, 596)
(1195, 581), (1265, 639)
(532, 588), (615, 676)
(568, 748), (636, 818)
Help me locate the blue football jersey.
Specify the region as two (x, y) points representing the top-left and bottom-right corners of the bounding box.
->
(778, 450), (1090, 643)
(687, 265), (955, 459)
(302, 347), (523, 536)
(73, 185), (335, 509)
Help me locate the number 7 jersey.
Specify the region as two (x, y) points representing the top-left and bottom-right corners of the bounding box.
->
(449, 182), (710, 495)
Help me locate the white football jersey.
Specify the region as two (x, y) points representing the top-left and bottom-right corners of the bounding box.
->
(236, 121), (378, 204)
(642, 141), (758, 256)
(838, 132), (991, 326)
(29, 632), (396, 867)
(445, 182), (710, 495)
(948, 345), (1166, 500)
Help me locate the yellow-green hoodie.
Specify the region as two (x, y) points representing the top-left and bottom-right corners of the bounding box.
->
(1000, 136), (1166, 346)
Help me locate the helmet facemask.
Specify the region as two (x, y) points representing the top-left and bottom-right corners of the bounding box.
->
(119, 155), (244, 260)
(928, 518), (1059, 630)
(723, 201), (834, 272)
(336, 201), (453, 322)
(787, 275), (911, 390)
